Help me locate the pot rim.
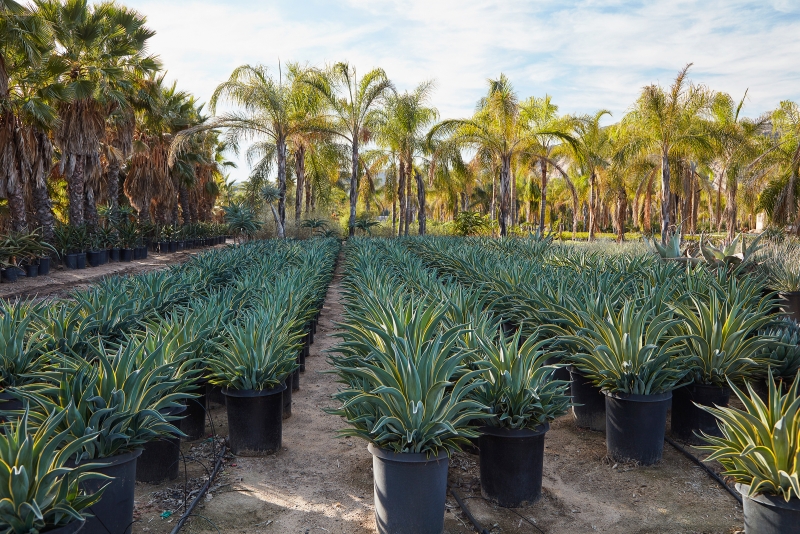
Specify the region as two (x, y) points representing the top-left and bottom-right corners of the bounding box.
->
(222, 384), (286, 398)
(604, 390), (673, 402)
(367, 443), (449, 464)
(74, 448), (143, 468)
(736, 483), (800, 511)
(479, 422), (550, 438)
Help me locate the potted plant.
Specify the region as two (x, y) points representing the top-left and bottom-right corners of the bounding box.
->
(0, 309), (46, 418)
(756, 319), (800, 388)
(86, 231), (103, 268)
(329, 303), (487, 534)
(471, 330), (570, 507)
(765, 242), (800, 322)
(71, 225), (90, 269)
(117, 221), (138, 262)
(565, 301), (689, 465)
(698, 371), (800, 533)
(0, 408), (108, 534)
(18, 341), (190, 534)
(0, 231), (26, 281)
(672, 286), (777, 444)
(206, 311), (298, 455)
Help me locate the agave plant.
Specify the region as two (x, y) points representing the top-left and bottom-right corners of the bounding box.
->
(0, 311), (46, 390)
(207, 310), (300, 391)
(0, 408), (108, 534)
(699, 232), (765, 272)
(756, 319), (800, 380)
(763, 242), (800, 292)
(697, 371), (800, 502)
(561, 300), (690, 395)
(471, 330), (570, 430)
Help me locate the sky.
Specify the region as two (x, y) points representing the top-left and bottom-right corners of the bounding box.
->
(126, 0), (800, 182)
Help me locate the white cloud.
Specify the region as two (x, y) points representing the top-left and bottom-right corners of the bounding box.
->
(126, 0), (800, 181)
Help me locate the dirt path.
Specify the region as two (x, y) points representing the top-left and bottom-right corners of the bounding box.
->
(133, 254), (744, 534)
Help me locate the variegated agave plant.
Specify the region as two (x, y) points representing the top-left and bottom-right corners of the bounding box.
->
(697, 371), (800, 502)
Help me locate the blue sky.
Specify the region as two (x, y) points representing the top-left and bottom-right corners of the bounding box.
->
(127, 0), (800, 182)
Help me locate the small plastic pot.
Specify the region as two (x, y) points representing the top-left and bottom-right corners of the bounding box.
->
(169, 241), (178, 253)
(42, 519), (85, 533)
(109, 248), (120, 262)
(738, 483), (800, 533)
(136, 406), (186, 483)
(780, 291), (800, 323)
(78, 449), (142, 534)
(138, 246), (148, 259)
(63, 254), (79, 269)
(120, 248), (133, 262)
(132, 247), (142, 260)
(99, 249), (108, 264)
(87, 250), (103, 267)
(1, 268), (18, 283)
(569, 366), (606, 432)
(159, 241), (169, 253)
(75, 253), (86, 269)
(605, 390), (671, 465)
(298, 348), (306, 373)
(479, 423), (549, 507)
(544, 356), (571, 383)
(368, 444), (449, 534)
(223, 385), (285, 455)
(671, 383), (730, 445)
(282, 376), (292, 419)
(38, 257), (50, 275)
(0, 389), (24, 424)
(180, 391), (207, 441)
(206, 383), (226, 406)
(292, 368), (300, 392)
(24, 262), (39, 278)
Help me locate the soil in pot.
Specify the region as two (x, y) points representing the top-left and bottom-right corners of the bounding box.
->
(606, 390), (671, 465)
(779, 291), (800, 323)
(569, 366), (606, 432)
(368, 444), (449, 534)
(78, 449), (142, 534)
(223, 385), (285, 455)
(738, 483), (800, 533)
(136, 406), (186, 483)
(38, 257), (50, 275)
(671, 383), (730, 445)
(283, 376), (292, 419)
(479, 423), (549, 507)
(180, 390), (208, 441)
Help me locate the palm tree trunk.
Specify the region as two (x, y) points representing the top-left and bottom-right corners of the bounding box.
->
(726, 173), (738, 242)
(277, 138), (288, 228)
(660, 152), (671, 243)
(179, 185), (191, 224)
(397, 160), (405, 237)
(107, 159), (120, 211)
(405, 165), (412, 236)
(68, 154), (85, 226)
(416, 170), (426, 236)
(349, 138), (358, 237)
(644, 172), (653, 236)
(294, 144), (305, 221)
(139, 194), (151, 224)
(270, 203), (285, 238)
(490, 172), (496, 222)
(690, 163), (699, 235)
(304, 176), (312, 215)
(538, 159), (548, 235)
(7, 181), (27, 231)
(588, 171), (596, 241)
(715, 171), (723, 232)
(84, 186), (99, 227)
(615, 187), (628, 243)
(498, 154), (511, 236)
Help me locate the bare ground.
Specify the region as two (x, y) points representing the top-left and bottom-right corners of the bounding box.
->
(129, 257), (745, 534)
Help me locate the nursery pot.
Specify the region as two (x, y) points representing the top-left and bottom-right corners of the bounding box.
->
(671, 383), (730, 445)
(38, 257), (50, 275)
(24, 261), (39, 278)
(42, 519), (85, 533)
(180, 389), (208, 441)
(0, 389), (23, 423)
(282, 376), (292, 419)
(64, 253), (79, 269)
(132, 247), (142, 260)
(75, 253), (86, 269)
(138, 246), (148, 259)
(207, 383), (226, 406)
(1, 267), (19, 283)
(779, 291), (800, 323)
(292, 368), (300, 391)
(169, 241), (178, 253)
(738, 484), (800, 533)
(120, 248), (133, 262)
(87, 250), (103, 267)
(109, 248), (120, 262)
(368, 444), (449, 534)
(544, 356), (571, 383)
(605, 390), (671, 465)
(99, 249), (108, 264)
(298, 348), (306, 373)
(79, 449), (142, 534)
(136, 406), (186, 483)
(568, 366), (606, 432)
(159, 241), (169, 253)
(479, 423), (549, 507)
(223, 385), (285, 455)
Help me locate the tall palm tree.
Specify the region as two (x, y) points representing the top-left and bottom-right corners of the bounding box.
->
(37, 0), (159, 227)
(758, 101), (800, 233)
(303, 62), (394, 236)
(617, 64), (713, 243)
(572, 110), (612, 240)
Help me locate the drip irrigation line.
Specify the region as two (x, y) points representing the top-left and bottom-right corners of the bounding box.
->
(664, 436), (742, 505)
(450, 488), (490, 534)
(170, 445), (227, 534)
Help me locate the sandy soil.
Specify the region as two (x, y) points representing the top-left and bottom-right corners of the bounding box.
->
(0, 243), (229, 301)
(130, 256), (745, 534)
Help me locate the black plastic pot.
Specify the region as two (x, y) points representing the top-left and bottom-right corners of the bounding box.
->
(100, 249), (108, 264)
(109, 248), (120, 262)
(120, 248), (133, 262)
(605, 390), (671, 465)
(132, 247), (142, 260)
(138, 246), (148, 259)
(79, 449), (142, 534)
(38, 257), (50, 275)
(75, 253), (86, 269)
(292, 368), (300, 392)
(223, 385), (285, 455)
(479, 423), (549, 507)
(671, 384), (730, 445)
(42, 519), (85, 533)
(24, 262), (39, 278)
(1, 268), (18, 283)
(298, 348), (306, 373)
(544, 356), (571, 383)
(0, 389), (23, 424)
(136, 406), (185, 483)
(207, 383), (225, 406)
(780, 291), (800, 323)
(738, 483), (800, 533)
(177, 241), (185, 250)
(159, 241), (169, 253)
(282, 376), (292, 419)
(87, 250), (103, 267)
(169, 242), (178, 253)
(368, 444), (449, 534)
(569, 366), (606, 432)
(180, 390), (207, 441)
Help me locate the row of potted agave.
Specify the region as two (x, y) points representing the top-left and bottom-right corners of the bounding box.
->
(0, 237), (340, 534)
(403, 234), (800, 534)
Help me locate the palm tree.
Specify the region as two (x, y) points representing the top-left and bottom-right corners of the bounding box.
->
(617, 64), (713, 243)
(758, 101), (800, 233)
(37, 0), (159, 227)
(260, 182), (284, 238)
(303, 62), (394, 236)
(572, 110), (612, 240)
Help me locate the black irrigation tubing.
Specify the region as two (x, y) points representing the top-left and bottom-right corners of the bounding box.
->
(664, 436), (742, 505)
(170, 445), (228, 534)
(450, 488), (491, 534)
